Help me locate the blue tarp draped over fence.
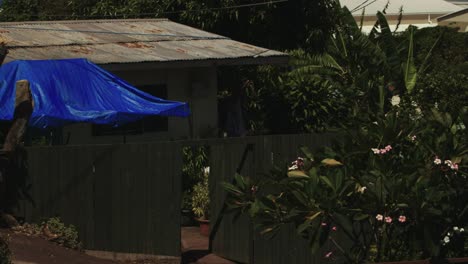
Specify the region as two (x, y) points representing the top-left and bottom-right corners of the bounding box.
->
(0, 59), (189, 128)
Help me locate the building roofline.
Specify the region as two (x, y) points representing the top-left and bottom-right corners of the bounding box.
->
(437, 7), (468, 21)
(0, 18), (170, 26)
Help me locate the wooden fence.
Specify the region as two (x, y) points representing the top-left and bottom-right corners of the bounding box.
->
(16, 133), (338, 262)
(19, 142), (182, 258)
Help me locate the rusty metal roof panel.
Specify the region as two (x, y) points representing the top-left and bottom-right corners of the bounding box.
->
(4, 39), (285, 64)
(0, 19), (287, 65)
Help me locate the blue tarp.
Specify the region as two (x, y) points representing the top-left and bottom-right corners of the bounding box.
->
(0, 59), (189, 128)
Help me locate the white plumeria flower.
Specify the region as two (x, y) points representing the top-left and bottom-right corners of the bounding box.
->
(371, 148), (380, 154)
(288, 164), (299, 171)
(391, 95), (401, 106)
(443, 236), (450, 244)
(445, 160), (452, 166)
(434, 158), (442, 165)
(357, 186), (367, 194)
(203, 166), (210, 175)
(454, 227), (459, 231)
(460, 228), (465, 233)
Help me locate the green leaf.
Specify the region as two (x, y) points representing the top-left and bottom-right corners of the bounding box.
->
(404, 27), (417, 93)
(249, 200), (261, 217)
(288, 170), (309, 178)
(418, 31), (443, 75)
(353, 213), (369, 221)
(221, 182), (243, 195)
(306, 211), (322, 221)
(335, 170), (343, 190)
(376, 12), (401, 77)
(300, 146), (315, 161)
(309, 221), (325, 254)
(321, 158), (343, 167)
(333, 213), (354, 238)
(297, 219), (312, 234)
(234, 174), (246, 189)
(320, 176), (335, 191)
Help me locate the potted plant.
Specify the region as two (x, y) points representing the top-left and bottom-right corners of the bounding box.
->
(191, 167), (210, 236)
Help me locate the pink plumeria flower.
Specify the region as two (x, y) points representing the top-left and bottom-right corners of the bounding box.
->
(251, 185), (258, 194)
(451, 163), (459, 171)
(384, 145), (392, 151)
(321, 222), (327, 227)
(434, 157), (442, 165)
(332, 226), (337, 231)
(398, 215), (406, 223)
(385, 216), (392, 223)
(324, 251), (333, 258)
(376, 214), (384, 221)
(380, 149), (387, 154)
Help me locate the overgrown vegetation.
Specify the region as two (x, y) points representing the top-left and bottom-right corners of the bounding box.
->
(181, 146), (209, 211)
(191, 168), (210, 220)
(224, 104), (468, 262)
(0, 234), (11, 264)
(242, 5), (467, 134)
(222, 6), (468, 263)
(13, 217), (81, 250)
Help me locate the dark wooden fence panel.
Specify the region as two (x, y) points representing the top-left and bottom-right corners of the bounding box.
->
(252, 134), (335, 264)
(20, 142), (182, 257)
(210, 139), (255, 263)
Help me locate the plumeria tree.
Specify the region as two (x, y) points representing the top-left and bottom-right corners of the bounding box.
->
(223, 102), (468, 262)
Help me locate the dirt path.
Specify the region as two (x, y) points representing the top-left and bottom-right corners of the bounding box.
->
(1, 229), (117, 264)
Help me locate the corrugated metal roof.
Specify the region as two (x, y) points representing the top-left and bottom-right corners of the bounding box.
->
(0, 19), (287, 65)
(341, 0), (462, 16)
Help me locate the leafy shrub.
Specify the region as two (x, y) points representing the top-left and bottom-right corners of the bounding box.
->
(191, 168), (210, 220)
(13, 218), (81, 250)
(182, 146), (209, 210)
(0, 234), (11, 264)
(43, 217), (81, 250)
(223, 101), (468, 263)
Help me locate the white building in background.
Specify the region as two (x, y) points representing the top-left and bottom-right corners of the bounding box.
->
(444, 0), (468, 8)
(340, 0), (463, 33)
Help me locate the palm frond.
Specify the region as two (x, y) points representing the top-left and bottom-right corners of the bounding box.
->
(393, 6), (404, 33)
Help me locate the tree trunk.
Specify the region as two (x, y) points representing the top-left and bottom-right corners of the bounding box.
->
(0, 80), (33, 227)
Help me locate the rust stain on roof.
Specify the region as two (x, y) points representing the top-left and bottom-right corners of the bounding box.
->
(0, 19), (288, 65)
(118, 42), (153, 49)
(148, 29), (165, 33)
(69, 46), (93, 54)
